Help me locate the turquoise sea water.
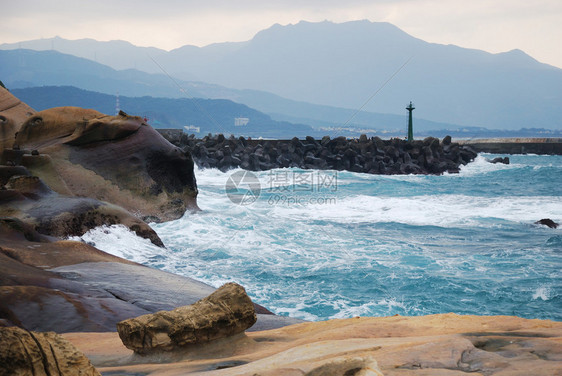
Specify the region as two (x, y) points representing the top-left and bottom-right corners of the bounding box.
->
(81, 154), (562, 321)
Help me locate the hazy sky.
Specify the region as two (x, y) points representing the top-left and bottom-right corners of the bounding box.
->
(3, 0), (562, 68)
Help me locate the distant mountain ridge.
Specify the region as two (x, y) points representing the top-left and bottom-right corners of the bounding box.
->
(0, 48), (466, 134)
(11, 85), (315, 138)
(12, 85), (560, 139)
(2, 20), (561, 130)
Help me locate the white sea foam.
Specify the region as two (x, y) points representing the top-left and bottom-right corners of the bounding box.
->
(532, 286), (552, 301)
(68, 224), (168, 265)
(186, 165), (562, 231)
(269, 193), (561, 228)
(69, 155), (561, 321)
(456, 155), (522, 177)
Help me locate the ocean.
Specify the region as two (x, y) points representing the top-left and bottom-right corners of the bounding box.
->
(78, 154), (562, 322)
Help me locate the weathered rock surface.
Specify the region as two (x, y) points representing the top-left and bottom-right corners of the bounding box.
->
(0, 326), (100, 376)
(0, 217), (299, 334)
(117, 282), (258, 354)
(0, 95), (299, 337)
(0, 86), (35, 152)
(304, 356), (383, 376)
(164, 133), (478, 175)
(66, 313), (562, 375)
(0, 169), (163, 246)
(13, 106), (198, 222)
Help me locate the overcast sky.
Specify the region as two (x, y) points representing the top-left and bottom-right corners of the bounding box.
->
(3, 0), (562, 68)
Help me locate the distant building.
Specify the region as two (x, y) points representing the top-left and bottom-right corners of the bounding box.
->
(234, 117), (249, 127)
(184, 125), (201, 133)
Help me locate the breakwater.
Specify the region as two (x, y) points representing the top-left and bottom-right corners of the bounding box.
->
(459, 138), (562, 155)
(160, 131), (478, 175)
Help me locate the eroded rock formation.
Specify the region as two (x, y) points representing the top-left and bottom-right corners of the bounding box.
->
(304, 356), (383, 376)
(0, 86), (35, 152)
(117, 282), (257, 354)
(13, 107), (198, 222)
(0, 326), (100, 376)
(0, 168), (163, 246)
(66, 313), (562, 375)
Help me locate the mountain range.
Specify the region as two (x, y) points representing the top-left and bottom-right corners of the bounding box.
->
(0, 48), (465, 134)
(2, 20), (561, 133)
(10, 86), (318, 139)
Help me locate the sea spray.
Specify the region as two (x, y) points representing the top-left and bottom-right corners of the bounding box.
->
(77, 154), (562, 321)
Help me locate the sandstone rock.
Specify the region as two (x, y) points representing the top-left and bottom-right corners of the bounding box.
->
(305, 356), (383, 376)
(0, 172), (163, 246)
(0, 217), (150, 332)
(0, 217), (50, 243)
(0, 86), (35, 153)
(0, 326), (100, 376)
(71, 314), (562, 375)
(14, 106), (198, 222)
(117, 282), (257, 354)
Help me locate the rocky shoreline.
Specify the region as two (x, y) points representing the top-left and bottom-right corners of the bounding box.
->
(2, 88), (561, 375)
(161, 132), (478, 175)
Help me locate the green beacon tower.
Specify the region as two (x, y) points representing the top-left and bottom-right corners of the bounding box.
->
(406, 101), (415, 142)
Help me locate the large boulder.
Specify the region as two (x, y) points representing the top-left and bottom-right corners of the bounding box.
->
(0, 326), (100, 376)
(117, 282), (257, 354)
(13, 107), (198, 222)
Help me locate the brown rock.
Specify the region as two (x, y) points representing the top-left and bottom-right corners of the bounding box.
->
(66, 314), (562, 375)
(305, 356), (383, 376)
(0, 86), (35, 153)
(117, 282), (257, 354)
(0, 218), (148, 332)
(0, 173), (163, 246)
(0, 326), (100, 376)
(14, 106), (198, 221)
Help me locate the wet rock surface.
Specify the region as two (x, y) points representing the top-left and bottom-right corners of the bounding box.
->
(0, 326), (101, 376)
(164, 133), (478, 175)
(0, 212), (291, 333)
(117, 282), (258, 354)
(487, 156), (510, 164)
(535, 218), (559, 229)
(0, 168), (163, 246)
